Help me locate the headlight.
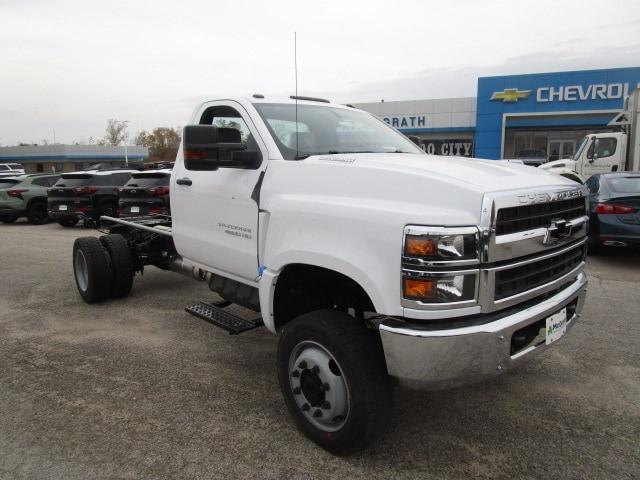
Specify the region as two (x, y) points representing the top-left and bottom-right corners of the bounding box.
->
(402, 226), (479, 307)
(404, 231), (477, 260)
(403, 273), (477, 303)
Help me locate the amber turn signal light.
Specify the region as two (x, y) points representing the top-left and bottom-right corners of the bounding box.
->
(405, 236), (437, 256)
(403, 278), (435, 300)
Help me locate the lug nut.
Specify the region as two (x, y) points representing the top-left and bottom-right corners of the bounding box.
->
(322, 401), (331, 410)
(321, 382), (330, 392)
(301, 403), (310, 411)
(311, 365), (320, 374)
(313, 409), (322, 418)
(298, 361), (307, 370)
(291, 370), (300, 378)
(293, 387), (301, 395)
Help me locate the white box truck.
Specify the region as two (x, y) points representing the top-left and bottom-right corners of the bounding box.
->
(540, 88), (640, 182)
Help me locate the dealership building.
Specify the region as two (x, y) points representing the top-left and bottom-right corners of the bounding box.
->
(0, 145), (148, 174)
(354, 66), (640, 160)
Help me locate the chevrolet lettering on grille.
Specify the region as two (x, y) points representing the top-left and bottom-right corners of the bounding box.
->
(517, 189), (583, 205)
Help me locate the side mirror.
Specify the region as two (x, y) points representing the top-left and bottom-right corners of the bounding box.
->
(591, 139), (599, 162)
(183, 125), (259, 170)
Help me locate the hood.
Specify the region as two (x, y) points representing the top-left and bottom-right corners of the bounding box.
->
(538, 158), (577, 172)
(310, 153), (577, 193)
(262, 153), (579, 228)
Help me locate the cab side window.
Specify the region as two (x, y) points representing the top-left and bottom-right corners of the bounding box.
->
(596, 138), (616, 158)
(587, 138), (617, 159)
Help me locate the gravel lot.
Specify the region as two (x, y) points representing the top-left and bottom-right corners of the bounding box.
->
(1, 221), (639, 479)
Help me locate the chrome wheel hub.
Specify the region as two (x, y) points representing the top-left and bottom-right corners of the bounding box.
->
(288, 341), (349, 432)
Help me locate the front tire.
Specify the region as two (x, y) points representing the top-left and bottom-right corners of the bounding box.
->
(0, 216), (18, 224)
(73, 237), (111, 303)
(277, 309), (393, 455)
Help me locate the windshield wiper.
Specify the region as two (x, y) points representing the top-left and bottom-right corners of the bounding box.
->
(295, 150), (346, 160)
(295, 150), (382, 160)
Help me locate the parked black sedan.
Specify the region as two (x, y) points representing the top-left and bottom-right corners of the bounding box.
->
(118, 170), (171, 218)
(585, 173), (640, 253)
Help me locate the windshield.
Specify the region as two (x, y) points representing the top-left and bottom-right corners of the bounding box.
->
(573, 136), (589, 161)
(253, 103), (424, 160)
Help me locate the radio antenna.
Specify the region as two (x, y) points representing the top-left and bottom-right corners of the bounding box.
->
(294, 31), (299, 160)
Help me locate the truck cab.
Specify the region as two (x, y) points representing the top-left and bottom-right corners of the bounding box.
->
(540, 132), (627, 182)
(540, 87), (640, 182)
(72, 96), (589, 454)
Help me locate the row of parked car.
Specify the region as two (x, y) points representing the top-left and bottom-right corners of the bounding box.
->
(0, 168), (171, 227)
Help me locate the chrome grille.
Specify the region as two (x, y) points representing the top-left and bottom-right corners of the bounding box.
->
(494, 243), (585, 300)
(496, 197), (586, 236)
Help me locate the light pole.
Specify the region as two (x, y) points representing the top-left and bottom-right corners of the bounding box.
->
(116, 120), (130, 167)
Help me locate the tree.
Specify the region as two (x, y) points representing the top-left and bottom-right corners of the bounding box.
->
(100, 119), (128, 146)
(134, 127), (181, 163)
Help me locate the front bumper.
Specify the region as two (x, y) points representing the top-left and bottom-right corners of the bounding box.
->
(379, 272), (587, 390)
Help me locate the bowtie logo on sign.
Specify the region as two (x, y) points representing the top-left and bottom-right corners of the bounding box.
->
(490, 88), (532, 103)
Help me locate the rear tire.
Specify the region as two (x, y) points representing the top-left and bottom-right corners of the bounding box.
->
(27, 201), (49, 225)
(73, 237), (111, 303)
(99, 234), (134, 298)
(57, 217), (79, 227)
(277, 309), (393, 455)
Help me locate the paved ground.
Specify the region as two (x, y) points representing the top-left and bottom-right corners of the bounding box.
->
(0, 220), (639, 480)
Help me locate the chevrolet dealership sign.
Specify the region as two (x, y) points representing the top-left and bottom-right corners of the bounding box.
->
(490, 88), (531, 102)
(536, 82), (639, 102)
(492, 82), (640, 103)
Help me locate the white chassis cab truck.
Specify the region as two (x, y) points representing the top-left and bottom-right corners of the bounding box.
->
(540, 87), (640, 182)
(72, 96), (589, 454)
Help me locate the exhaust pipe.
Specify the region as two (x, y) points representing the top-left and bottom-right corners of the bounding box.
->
(169, 256), (210, 281)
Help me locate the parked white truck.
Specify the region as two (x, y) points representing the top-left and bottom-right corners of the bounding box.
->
(540, 87), (640, 182)
(72, 96), (588, 454)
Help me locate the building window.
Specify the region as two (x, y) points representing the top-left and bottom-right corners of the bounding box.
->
(36, 163), (44, 173)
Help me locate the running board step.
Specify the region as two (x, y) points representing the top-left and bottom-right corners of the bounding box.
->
(184, 302), (263, 335)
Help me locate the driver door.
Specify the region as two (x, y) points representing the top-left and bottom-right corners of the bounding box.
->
(171, 101), (267, 282)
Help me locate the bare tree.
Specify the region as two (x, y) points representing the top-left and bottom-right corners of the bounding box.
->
(102, 119), (128, 146)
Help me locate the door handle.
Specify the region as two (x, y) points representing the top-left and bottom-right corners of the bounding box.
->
(176, 177), (192, 186)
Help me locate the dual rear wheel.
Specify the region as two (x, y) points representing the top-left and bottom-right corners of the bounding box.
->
(73, 234), (134, 303)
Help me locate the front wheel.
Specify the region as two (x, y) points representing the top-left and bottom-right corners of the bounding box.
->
(277, 309), (393, 455)
(0, 216), (18, 224)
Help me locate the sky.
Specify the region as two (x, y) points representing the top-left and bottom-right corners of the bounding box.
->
(1, 0), (639, 146)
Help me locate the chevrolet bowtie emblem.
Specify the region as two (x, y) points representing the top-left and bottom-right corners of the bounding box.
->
(490, 88), (531, 103)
